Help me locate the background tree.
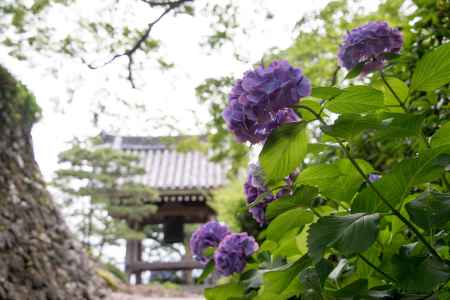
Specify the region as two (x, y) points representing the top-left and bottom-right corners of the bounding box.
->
(52, 137), (158, 259)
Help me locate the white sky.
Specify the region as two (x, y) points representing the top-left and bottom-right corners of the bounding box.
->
(1, 0), (335, 180)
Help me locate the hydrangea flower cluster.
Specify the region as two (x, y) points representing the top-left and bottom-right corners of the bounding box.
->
(338, 21), (403, 74)
(223, 60), (310, 143)
(189, 221), (230, 265)
(190, 222), (259, 276)
(244, 163), (299, 225)
(214, 233), (259, 276)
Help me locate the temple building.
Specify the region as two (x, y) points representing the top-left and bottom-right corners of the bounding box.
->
(102, 133), (228, 283)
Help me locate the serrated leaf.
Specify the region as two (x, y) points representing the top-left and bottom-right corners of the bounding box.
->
(266, 207), (314, 242)
(327, 112), (424, 141)
(259, 122), (308, 188)
(307, 213), (380, 262)
(325, 113), (380, 140)
(266, 186), (318, 220)
(405, 191), (450, 232)
(296, 159), (373, 203)
(411, 43), (450, 91)
(431, 121), (450, 148)
(352, 146), (450, 213)
(325, 86), (384, 114)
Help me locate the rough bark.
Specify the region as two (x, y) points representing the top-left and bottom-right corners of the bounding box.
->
(0, 65), (107, 300)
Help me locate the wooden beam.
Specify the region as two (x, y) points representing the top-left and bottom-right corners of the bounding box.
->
(127, 261), (203, 272)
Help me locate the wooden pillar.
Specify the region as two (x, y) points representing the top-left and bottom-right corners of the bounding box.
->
(125, 239), (143, 284)
(125, 239), (134, 284)
(183, 238), (193, 284)
(135, 240), (143, 284)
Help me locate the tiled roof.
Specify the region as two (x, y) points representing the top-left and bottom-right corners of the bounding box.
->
(102, 133), (228, 192)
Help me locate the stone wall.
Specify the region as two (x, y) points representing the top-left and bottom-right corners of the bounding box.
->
(0, 65), (107, 300)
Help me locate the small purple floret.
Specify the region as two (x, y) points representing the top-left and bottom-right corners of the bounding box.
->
(214, 233), (259, 276)
(190, 221), (231, 265)
(368, 173), (382, 182)
(244, 164), (275, 225)
(244, 164), (299, 225)
(223, 60), (310, 143)
(338, 21), (403, 74)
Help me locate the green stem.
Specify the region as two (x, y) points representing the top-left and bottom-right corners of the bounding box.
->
(380, 71), (407, 111)
(296, 104), (443, 262)
(358, 253), (397, 283)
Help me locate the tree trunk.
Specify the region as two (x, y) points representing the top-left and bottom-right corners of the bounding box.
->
(0, 66), (106, 300)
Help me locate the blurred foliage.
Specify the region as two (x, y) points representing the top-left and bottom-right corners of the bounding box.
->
(103, 262), (128, 283)
(196, 77), (249, 176)
(269, 0), (406, 86)
(0, 64), (41, 127)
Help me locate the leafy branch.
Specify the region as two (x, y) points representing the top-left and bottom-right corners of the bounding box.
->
(296, 104), (443, 263)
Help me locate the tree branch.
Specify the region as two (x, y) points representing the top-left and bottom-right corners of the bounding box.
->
(82, 0), (193, 88)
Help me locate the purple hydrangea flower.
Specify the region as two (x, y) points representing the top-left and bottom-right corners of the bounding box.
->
(338, 21), (403, 74)
(190, 221), (231, 265)
(244, 164), (275, 225)
(275, 169), (300, 199)
(223, 106), (300, 144)
(223, 60), (310, 143)
(214, 233), (259, 276)
(244, 164), (299, 225)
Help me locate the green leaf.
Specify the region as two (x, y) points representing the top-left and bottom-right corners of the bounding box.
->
(392, 250), (450, 293)
(266, 186), (318, 220)
(260, 255), (311, 297)
(352, 146), (450, 213)
(411, 43), (450, 91)
(259, 122), (308, 188)
(205, 282), (245, 300)
(311, 87), (343, 100)
(373, 77), (408, 112)
(405, 191), (450, 232)
(266, 207), (314, 242)
(431, 121), (450, 148)
(374, 113), (425, 140)
(296, 159), (373, 203)
(326, 112), (424, 140)
(325, 113), (380, 140)
(272, 228), (302, 258)
(307, 213), (380, 262)
(325, 86), (384, 114)
(332, 279), (368, 298)
(344, 62), (364, 80)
